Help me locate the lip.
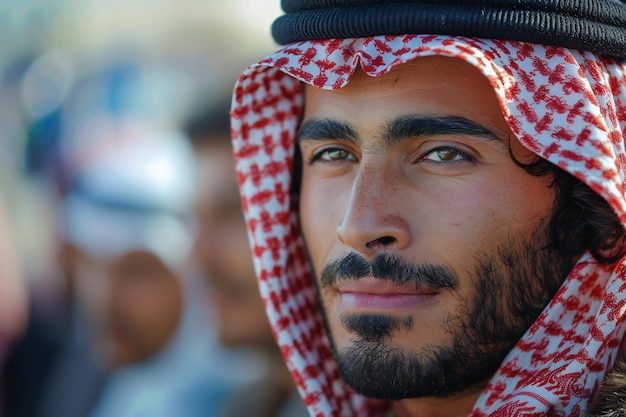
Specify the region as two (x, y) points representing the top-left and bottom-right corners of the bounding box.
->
(336, 278), (439, 310)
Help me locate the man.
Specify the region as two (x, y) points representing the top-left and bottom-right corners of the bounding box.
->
(184, 102), (308, 417)
(229, 1), (626, 416)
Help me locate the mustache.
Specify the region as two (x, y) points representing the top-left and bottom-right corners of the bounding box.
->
(320, 252), (458, 290)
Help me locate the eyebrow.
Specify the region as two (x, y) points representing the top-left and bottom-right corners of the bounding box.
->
(296, 115), (502, 147)
(383, 115), (501, 146)
(296, 118), (358, 144)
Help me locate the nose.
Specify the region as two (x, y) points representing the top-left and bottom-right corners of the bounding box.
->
(336, 164), (410, 256)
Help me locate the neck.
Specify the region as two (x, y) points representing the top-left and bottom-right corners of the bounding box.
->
(391, 390), (482, 417)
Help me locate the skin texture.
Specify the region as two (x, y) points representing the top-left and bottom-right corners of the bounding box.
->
(72, 249), (183, 368)
(190, 141), (275, 347)
(298, 57), (565, 417)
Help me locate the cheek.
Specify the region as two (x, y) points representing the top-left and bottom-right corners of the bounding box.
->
(409, 170), (555, 257)
(471, 172), (556, 233)
(300, 176), (351, 270)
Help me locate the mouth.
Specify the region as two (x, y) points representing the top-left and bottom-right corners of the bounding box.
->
(336, 278), (440, 310)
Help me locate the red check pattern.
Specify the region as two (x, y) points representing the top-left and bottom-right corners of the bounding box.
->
(231, 35), (626, 416)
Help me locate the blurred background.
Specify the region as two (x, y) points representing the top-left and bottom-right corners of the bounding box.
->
(0, 2), (308, 417)
(0, 0), (281, 287)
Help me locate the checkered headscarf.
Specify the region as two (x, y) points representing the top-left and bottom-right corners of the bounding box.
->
(231, 35), (626, 416)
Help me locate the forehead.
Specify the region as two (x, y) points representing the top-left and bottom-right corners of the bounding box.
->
(302, 56), (510, 139)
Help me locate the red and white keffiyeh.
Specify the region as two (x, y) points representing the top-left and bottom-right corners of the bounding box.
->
(230, 35), (626, 417)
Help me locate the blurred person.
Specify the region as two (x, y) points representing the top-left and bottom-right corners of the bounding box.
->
(0, 197), (28, 362)
(0, 195), (29, 417)
(37, 125), (239, 417)
(184, 101), (308, 417)
(64, 129), (191, 371)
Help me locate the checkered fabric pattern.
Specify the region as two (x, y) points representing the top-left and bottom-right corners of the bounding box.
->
(231, 35), (626, 417)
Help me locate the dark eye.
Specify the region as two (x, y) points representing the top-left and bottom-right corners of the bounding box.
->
(311, 147), (356, 163)
(421, 147), (470, 163)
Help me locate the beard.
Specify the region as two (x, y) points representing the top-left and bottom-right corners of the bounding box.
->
(314, 222), (573, 400)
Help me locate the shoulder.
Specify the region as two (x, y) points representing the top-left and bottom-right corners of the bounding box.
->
(588, 359), (626, 417)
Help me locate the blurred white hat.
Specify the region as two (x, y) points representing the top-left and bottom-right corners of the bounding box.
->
(61, 128), (194, 269)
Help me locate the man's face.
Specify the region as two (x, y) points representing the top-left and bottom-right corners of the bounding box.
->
(73, 249), (183, 368)
(298, 57), (570, 400)
(191, 142), (274, 347)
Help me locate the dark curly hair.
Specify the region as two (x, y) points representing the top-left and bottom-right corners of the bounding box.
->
(512, 153), (626, 265)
